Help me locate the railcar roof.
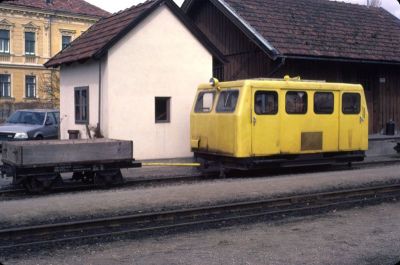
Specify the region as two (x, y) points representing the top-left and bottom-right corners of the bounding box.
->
(198, 79), (364, 91)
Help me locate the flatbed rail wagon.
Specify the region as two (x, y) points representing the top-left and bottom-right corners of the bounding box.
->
(0, 139), (141, 192)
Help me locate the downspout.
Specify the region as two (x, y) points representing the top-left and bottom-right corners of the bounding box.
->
(96, 59), (102, 138)
(48, 15), (52, 59)
(267, 57), (286, 77)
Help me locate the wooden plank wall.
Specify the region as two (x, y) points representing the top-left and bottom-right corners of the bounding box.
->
(188, 1), (274, 80)
(277, 60), (400, 134)
(187, 1), (400, 134)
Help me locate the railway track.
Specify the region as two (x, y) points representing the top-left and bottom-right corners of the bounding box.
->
(1, 183), (400, 253)
(0, 158), (399, 198)
(0, 175), (206, 199)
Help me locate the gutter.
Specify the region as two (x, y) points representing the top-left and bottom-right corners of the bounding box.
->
(284, 55), (400, 66)
(97, 59), (102, 137)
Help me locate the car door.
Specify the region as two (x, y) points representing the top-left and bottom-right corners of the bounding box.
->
(251, 88), (280, 156)
(43, 112), (59, 139)
(339, 92), (365, 150)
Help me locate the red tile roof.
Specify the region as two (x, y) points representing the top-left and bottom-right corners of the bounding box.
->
(184, 0), (400, 63)
(45, 0), (225, 67)
(1, 0), (110, 18)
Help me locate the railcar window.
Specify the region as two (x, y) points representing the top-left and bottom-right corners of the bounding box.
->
(255, 91), (278, 115)
(194, 91), (215, 113)
(342, 93), (361, 114)
(286, 91), (307, 114)
(314, 92), (334, 114)
(216, 90), (239, 113)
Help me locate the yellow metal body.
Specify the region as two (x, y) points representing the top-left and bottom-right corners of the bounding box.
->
(142, 162), (201, 167)
(190, 78), (368, 158)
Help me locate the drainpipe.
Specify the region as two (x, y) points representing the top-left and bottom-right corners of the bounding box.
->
(48, 15), (52, 59)
(267, 57), (286, 77)
(97, 60), (102, 137)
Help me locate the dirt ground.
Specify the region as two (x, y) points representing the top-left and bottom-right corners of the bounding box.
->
(3, 201), (400, 265)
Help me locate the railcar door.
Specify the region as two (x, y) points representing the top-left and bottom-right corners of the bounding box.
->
(251, 88), (280, 156)
(339, 92), (365, 150)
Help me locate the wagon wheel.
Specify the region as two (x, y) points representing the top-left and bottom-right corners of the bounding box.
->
(23, 175), (59, 194)
(72, 172), (94, 184)
(82, 172), (95, 184)
(95, 170), (123, 187)
(23, 177), (48, 194)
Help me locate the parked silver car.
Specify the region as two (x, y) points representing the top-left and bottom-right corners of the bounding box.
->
(0, 109), (60, 146)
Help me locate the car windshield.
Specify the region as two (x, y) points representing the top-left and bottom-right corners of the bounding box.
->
(6, 111), (45, 125)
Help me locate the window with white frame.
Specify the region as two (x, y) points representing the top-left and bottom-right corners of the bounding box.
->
(25, 75), (36, 98)
(0, 30), (10, 54)
(62, 35), (72, 49)
(0, 74), (11, 97)
(25, 32), (35, 55)
(155, 97), (171, 123)
(75, 86), (89, 124)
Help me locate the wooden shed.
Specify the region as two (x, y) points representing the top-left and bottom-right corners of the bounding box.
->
(182, 0), (400, 134)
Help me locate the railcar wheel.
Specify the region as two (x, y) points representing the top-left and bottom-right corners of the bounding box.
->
(95, 170), (123, 187)
(72, 172), (95, 184)
(23, 174), (61, 193)
(23, 177), (48, 193)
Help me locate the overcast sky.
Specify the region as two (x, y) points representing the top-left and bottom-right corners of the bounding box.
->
(86, 0), (400, 18)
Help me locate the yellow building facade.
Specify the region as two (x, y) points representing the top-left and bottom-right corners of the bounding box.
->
(0, 1), (107, 105)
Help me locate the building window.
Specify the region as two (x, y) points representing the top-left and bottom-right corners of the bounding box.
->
(75, 86), (89, 124)
(25, 75), (36, 98)
(62, 35), (71, 49)
(0, 74), (11, 97)
(254, 91), (278, 115)
(0, 30), (10, 53)
(25, 32), (35, 55)
(314, 92), (334, 114)
(155, 97), (170, 123)
(342, 93), (361, 114)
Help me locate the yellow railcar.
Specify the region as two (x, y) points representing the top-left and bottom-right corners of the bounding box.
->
(190, 76), (368, 170)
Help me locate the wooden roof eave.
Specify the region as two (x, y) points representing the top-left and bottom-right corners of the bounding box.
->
(94, 0), (226, 63)
(46, 0), (227, 68)
(182, 0), (280, 61)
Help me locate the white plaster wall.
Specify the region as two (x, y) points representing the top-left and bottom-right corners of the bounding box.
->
(106, 5), (212, 159)
(59, 60), (100, 140)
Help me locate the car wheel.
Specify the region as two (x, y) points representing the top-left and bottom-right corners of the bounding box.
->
(35, 135), (44, 140)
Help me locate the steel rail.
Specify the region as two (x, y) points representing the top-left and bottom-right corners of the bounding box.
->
(1, 183), (400, 252)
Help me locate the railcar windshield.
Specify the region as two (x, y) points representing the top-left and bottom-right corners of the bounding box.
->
(6, 111), (45, 125)
(195, 91), (216, 113)
(216, 90), (239, 113)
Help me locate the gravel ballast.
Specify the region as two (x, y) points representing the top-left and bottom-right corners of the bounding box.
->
(0, 164), (400, 228)
(3, 201), (400, 265)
